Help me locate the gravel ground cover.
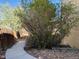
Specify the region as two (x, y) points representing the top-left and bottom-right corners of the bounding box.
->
(0, 50), (5, 59)
(26, 48), (79, 59)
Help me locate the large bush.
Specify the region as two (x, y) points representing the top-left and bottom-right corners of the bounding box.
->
(16, 0), (79, 49)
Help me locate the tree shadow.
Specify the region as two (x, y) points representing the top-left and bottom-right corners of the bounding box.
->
(0, 33), (16, 51)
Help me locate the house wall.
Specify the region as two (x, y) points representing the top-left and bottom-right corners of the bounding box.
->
(61, 0), (79, 48)
(62, 0), (79, 6)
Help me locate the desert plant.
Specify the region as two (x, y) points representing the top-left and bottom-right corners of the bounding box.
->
(0, 4), (22, 31)
(16, 0), (79, 49)
(17, 0), (56, 49)
(60, 2), (79, 39)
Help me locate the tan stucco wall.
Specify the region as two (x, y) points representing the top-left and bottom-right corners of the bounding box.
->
(62, 26), (79, 48)
(62, 0), (79, 6)
(61, 0), (79, 48)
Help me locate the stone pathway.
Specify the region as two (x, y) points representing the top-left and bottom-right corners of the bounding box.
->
(6, 41), (37, 59)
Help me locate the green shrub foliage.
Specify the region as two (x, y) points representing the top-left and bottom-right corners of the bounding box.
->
(16, 0), (79, 49)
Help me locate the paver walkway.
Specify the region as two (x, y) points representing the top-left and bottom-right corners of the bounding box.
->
(6, 40), (37, 59)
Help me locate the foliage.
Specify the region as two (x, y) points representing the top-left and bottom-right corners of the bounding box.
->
(60, 2), (79, 37)
(0, 4), (21, 31)
(17, 0), (79, 49)
(16, 0), (56, 49)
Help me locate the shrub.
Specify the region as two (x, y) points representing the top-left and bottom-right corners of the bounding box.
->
(16, 0), (79, 49)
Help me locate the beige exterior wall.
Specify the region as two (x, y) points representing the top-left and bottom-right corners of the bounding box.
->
(61, 0), (79, 48)
(62, 0), (79, 6)
(72, 0), (79, 6)
(62, 26), (79, 48)
(61, 0), (71, 3)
